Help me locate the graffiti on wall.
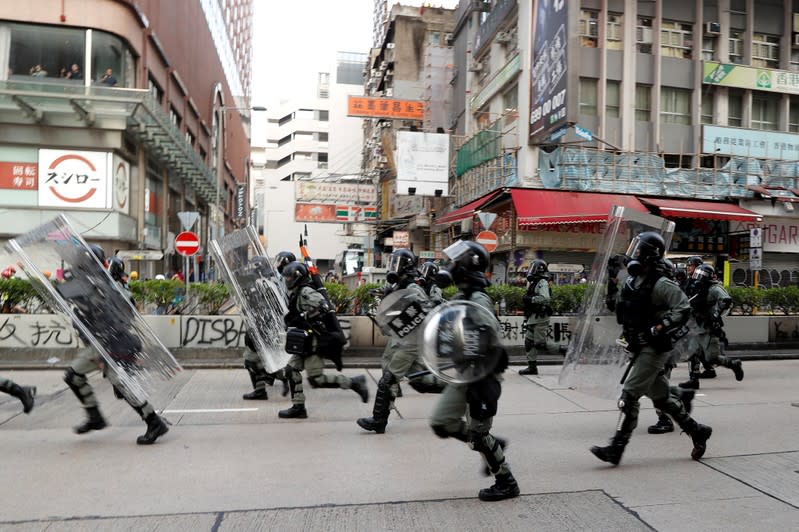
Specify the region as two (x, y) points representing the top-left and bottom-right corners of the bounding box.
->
(0, 315), (77, 348)
(497, 316), (571, 346)
(731, 267), (799, 288)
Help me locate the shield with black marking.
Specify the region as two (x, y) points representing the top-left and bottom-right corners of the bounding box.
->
(558, 206), (675, 398)
(5, 215), (181, 405)
(419, 300), (502, 384)
(210, 226), (289, 373)
(374, 287), (432, 343)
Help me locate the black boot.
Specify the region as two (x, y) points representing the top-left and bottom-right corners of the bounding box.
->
(590, 441), (626, 465)
(278, 404), (308, 419)
(478, 473), (520, 502)
(357, 417), (387, 433)
(679, 375), (700, 390)
(730, 359), (744, 381)
(242, 388), (268, 400)
(519, 363), (538, 375)
(647, 413), (674, 434)
(697, 368), (717, 379)
(357, 376), (392, 434)
(243, 361), (269, 400)
(350, 375), (369, 403)
(74, 406), (107, 434)
(680, 389), (695, 414)
(685, 421), (712, 460)
(9, 384), (36, 414)
(137, 413), (169, 445)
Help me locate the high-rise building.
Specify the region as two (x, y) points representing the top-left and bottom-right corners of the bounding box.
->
(251, 52), (369, 271)
(0, 1), (253, 279)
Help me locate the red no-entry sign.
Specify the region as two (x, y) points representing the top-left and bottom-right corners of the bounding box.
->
(175, 231), (200, 256)
(476, 230), (498, 252)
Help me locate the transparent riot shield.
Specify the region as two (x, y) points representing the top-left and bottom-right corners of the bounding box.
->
(374, 287), (432, 343)
(419, 301), (503, 384)
(210, 226), (289, 373)
(5, 215), (181, 404)
(558, 206), (675, 398)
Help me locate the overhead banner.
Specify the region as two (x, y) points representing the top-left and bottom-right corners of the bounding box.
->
(295, 181), (377, 204)
(703, 61), (799, 95)
(347, 96), (425, 120)
(703, 124), (799, 159)
(294, 203), (337, 222)
(38, 149), (111, 209)
(529, 0), (568, 143)
(396, 131), (449, 197)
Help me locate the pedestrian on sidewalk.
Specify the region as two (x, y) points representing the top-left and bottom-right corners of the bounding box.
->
(278, 262), (369, 419)
(0, 376), (35, 414)
(591, 232), (712, 466)
(428, 241), (520, 502)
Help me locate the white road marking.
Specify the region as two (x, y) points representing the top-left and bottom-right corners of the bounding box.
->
(163, 408), (259, 413)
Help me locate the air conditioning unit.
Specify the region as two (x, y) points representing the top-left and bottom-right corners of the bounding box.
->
(380, 61), (388, 70)
(385, 88), (393, 97)
(705, 21), (721, 35)
(387, 42), (395, 49)
(468, 59), (483, 72)
(496, 31), (512, 44)
(636, 26), (653, 44)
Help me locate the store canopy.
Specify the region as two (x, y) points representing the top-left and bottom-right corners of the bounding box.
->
(638, 198), (763, 222)
(511, 189), (648, 228)
(435, 189), (504, 225)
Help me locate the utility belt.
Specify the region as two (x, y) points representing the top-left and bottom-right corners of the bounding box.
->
(285, 327), (313, 356)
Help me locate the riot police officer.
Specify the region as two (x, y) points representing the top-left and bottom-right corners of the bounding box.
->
(63, 246), (169, 445)
(274, 251), (296, 275)
(429, 240), (519, 502)
(357, 250), (444, 434)
(278, 261), (369, 419)
(684, 256), (703, 293)
(0, 376), (35, 414)
(418, 261), (445, 304)
(680, 264), (743, 389)
(520, 259), (560, 375)
(591, 232), (712, 465)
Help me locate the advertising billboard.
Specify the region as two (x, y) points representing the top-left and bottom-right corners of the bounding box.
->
(38, 149), (111, 209)
(529, 0), (569, 144)
(395, 131), (449, 197)
(347, 96), (425, 120)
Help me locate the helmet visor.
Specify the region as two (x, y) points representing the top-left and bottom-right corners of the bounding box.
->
(624, 235), (659, 261)
(692, 268), (713, 281)
(387, 254), (404, 273)
(442, 240), (471, 262)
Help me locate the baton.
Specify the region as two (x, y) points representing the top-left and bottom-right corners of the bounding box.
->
(407, 362), (457, 380)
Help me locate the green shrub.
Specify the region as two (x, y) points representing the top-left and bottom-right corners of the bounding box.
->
(324, 282), (353, 314)
(191, 283), (230, 315)
(762, 286), (799, 315)
(442, 285), (458, 300)
(729, 286), (763, 315)
(0, 277), (48, 313)
(485, 284), (525, 314)
(352, 282), (382, 315)
(551, 284), (587, 315)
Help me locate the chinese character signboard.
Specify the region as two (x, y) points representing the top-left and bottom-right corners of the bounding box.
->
(347, 96), (425, 120)
(294, 203), (337, 223)
(0, 162), (38, 190)
(703, 124), (799, 158)
(703, 61), (799, 95)
(38, 149), (111, 209)
(392, 230), (409, 248)
(529, 0), (568, 143)
(295, 181), (377, 204)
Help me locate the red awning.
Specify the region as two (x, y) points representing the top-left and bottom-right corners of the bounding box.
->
(434, 189), (504, 225)
(511, 189), (648, 228)
(638, 198), (763, 222)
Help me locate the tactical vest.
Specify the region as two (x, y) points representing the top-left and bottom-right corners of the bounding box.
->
(616, 272), (672, 352)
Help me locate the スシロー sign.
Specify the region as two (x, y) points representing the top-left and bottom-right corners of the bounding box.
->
(37, 149), (124, 209)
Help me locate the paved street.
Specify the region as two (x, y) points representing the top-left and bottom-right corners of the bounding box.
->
(1, 359), (798, 531)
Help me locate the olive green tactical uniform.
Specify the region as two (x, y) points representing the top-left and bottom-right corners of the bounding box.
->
(523, 278), (560, 367)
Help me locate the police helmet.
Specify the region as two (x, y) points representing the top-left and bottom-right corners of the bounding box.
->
(686, 256), (703, 267)
(108, 257), (126, 281)
(251, 255), (274, 277)
(387, 248), (417, 275)
(443, 240), (490, 273)
(625, 232), (665, 263)
(89, 244), (106, 265)
(675, 266), (687, 283)
(692, 263), (715, 283)
(275, 251), (297, 274)
(281, 261), (309, 290)
(526, 259), (549, 282)
(419, 261), (439, 282)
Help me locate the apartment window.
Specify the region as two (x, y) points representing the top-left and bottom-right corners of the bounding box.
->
(729, 32), (743, 64)
(701, 90), (714, 125)
(660, 21), (693, 59)
(318, 132), (328, 142)
(728, 89), (743, 127)
(607, 13), (623, 50)
(701, 37), (715, 61)
(752, 34), (779, 69)
(430, 31), (441, 46)
(169, 105), (181, 129)
(637, 17), (653, 54)
(791, 49), (799, 72)
(660, 87), (691, 125)
(606, 80), (620, 118)
(318, 152), (328, 169)
(751, 92), (779, 131)
(635, 84), (651, 121)
(148, 78), (163, 104)
(578, 78), (598, 115)
(791, 97), (799, 132)
(318, 110), (329, 122)
(185, 130), (195, 147)
(663, 154), (692, 169)
(579, 10), (599, 48)
(503, 84), (519, 122)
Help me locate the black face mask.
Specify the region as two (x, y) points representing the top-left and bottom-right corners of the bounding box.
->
(386, 271), (399, 284)
(626, 260), (643, 277)
(434, 265), (455, 288)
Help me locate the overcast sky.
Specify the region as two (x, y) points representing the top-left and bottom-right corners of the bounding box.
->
(250, 1), (460, 107)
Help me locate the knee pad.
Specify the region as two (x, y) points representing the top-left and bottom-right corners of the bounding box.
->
(378, 370), (397, 388)
(64, 367), (86, 387)
(617, 390), (637, 414)
(307, 375), (324, 388)
(431, 424), (450, 439)
(467, 430), (490, 452)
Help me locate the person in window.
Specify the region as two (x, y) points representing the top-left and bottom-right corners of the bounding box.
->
(59, 67), (69, 79)
(29, 64), (48, 77)
(69, 64), (83, 80)
(100, 67), (118, 87)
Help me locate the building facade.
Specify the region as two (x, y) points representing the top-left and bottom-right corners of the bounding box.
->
(251, 52), (369, 271)
(0, 0), (252, 279)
